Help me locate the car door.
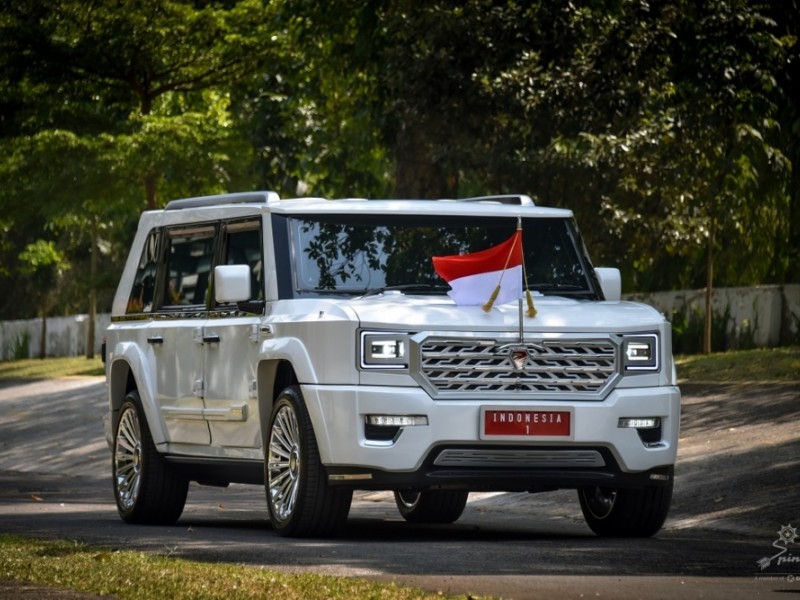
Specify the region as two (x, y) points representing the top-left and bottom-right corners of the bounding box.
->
(150, 223), (217, 446)
(202, 219), (264, 452)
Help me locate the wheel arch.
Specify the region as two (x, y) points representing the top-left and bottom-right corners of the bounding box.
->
(107, 343), (167, 446)
(257, 359), (298, 439)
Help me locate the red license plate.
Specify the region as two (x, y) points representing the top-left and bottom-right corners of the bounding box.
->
(483, 409), (571, 437)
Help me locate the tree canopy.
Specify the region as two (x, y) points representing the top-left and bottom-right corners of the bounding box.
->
(0, 0), (797, 327)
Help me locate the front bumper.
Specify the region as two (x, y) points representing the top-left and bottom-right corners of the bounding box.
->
(302, 383), (680, 490)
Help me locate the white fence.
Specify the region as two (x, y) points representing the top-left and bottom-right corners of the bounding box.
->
(0, 313), (111, 360)
(1, 285), (798, 359)
(626, 284), (800, 350)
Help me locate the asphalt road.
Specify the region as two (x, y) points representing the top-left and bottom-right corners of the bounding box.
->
(1, 376), (798, 599)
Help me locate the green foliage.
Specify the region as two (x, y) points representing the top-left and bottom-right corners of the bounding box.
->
(0, 0), (797, 320)
(10, 330), (30, 361)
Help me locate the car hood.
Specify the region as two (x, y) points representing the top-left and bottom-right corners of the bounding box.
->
(348, 293), (666, 333)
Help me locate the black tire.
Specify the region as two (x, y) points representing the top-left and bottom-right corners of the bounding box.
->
(265, 385), (352, 537)
(578, 476), (673, 537)
(112, 390), (188, 525)
(393, 490), (469, 524)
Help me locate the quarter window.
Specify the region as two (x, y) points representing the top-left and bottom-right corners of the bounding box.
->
(126, 230), (160, 314)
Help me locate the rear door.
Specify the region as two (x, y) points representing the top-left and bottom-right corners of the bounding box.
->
(202, 219), (265, 451)
(150, 224), (217, 446)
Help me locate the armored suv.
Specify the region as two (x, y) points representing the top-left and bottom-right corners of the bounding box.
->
(103, 191), (680, 537)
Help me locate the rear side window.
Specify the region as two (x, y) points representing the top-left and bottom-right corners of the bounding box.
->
(163, 225), (217, 308)
(126, 230), (160, 314)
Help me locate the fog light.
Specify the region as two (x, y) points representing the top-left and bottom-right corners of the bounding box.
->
(618, 417), (660, 429)
(366, 415), (428, 427)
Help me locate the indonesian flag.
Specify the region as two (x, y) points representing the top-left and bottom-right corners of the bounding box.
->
(433, 231), (523, 307)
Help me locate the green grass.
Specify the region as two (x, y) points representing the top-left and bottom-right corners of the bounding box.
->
(675, 346), (800, 384)
(0, 535), (477, 600)
(0, 356), (104, 379)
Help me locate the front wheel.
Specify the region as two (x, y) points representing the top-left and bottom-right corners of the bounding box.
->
(394, 490), (469, 524)
(266, 385), (352, 537)
(578, 476), (673, 537)
(112, 391), (188, 524)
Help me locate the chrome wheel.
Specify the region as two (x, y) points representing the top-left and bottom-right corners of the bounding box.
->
(395, 491), (421, 510)
(393, 489), (468, 524)
(578, 477), (674, 538)
(580, 487), (617, 520)
(112, 393), (188, 525)
(267, 403), (302, 522)
(114, 404), (143, 511)
(264, 386), (352, 537)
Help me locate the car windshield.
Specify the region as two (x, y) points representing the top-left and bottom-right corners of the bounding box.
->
(282, 214), (597, 298)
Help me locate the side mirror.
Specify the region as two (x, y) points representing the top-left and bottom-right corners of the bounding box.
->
(214, 264), (251, 304)
(595, 268), (621, 301)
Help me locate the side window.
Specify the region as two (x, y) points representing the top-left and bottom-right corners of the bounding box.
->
(126, 229), (160, 314)
(220, 220), (264, 303)
(163, 225), (217, 308)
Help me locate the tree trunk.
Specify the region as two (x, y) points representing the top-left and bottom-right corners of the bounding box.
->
(144, 174), (158, 210)
(86, 217), (98, 359)
(394, 122), (457, 199)
(703, 210), (715, 355)
(39, 312), (47, 359)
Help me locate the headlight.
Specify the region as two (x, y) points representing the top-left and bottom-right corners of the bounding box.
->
(360, 331), (409, 369)
(622, 334), (659, 371)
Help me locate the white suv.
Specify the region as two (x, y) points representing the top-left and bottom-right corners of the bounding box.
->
(103, 191), (680, 537)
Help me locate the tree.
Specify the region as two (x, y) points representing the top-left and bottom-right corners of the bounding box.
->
(18, 239), (67, 358)
(0, 0), (273, 326)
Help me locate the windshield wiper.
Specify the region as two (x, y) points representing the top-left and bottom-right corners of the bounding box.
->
(528, 283), (588, 294)
(359, 284), (448, 298)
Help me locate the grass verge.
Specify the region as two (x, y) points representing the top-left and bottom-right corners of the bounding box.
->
(0, 534), (476, 600)
(0, 356), (104, 380)
(675, 346), (799, 384)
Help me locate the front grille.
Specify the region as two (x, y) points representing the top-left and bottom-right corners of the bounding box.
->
(418, 338), (617, 397)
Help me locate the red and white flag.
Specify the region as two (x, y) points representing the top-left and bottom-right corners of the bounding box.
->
(433, 231), (523, 307)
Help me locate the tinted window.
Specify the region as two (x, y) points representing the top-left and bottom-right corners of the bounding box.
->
(285, 214), (596, 298)
(163, 225), (216, 307)
(220, 220), (264, 303)
(126, 230), (160, 314)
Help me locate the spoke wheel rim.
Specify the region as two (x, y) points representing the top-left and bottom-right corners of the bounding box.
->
(114, 406), (143, 511)
(583, 487), (617, 520)
(268, 404), (302, 522)
(396, 491), (421, 510)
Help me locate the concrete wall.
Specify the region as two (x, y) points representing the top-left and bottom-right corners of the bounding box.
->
(625, 284), (800, 351)
(0, 313), (111, 360)
(1, 285), (798, 359)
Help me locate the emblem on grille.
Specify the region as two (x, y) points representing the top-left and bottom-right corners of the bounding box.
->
(509, 348), (529, 371)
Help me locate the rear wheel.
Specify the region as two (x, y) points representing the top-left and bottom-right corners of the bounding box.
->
(394, 490), (469, 524)
(112, 391), (188, 524)
(578, 475), (673, 537)
(266, 385), (352, 537)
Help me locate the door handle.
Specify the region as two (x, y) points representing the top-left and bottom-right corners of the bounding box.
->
(146, 336), (164, 345)
(202, 334), (221, 344)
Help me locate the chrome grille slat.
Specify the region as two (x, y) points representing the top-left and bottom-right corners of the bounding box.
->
(433, 449), (606, 468)
(419, 339), (617, 396)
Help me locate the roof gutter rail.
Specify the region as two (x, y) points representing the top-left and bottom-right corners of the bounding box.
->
(458, 194), (535, 206)
(164, 191), (280, 211)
